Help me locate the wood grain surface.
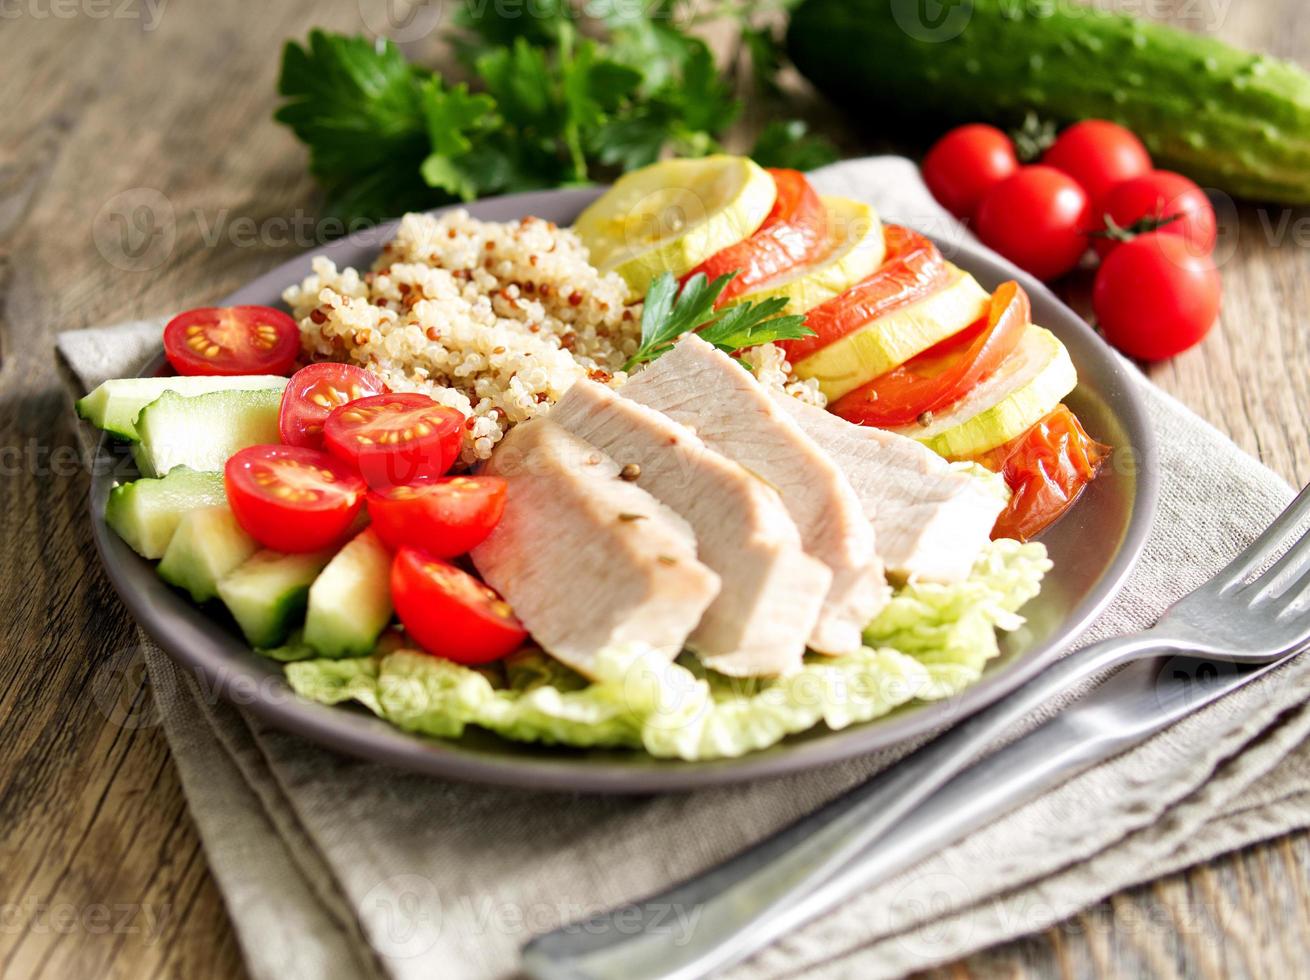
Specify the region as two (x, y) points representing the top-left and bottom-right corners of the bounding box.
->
(1, 2), (1308, 978)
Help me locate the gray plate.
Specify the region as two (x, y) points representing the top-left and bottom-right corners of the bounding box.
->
(89, 188), (1157, 794)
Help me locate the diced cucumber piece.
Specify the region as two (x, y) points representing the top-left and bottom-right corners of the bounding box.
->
(217, 549), (336, 648)
(133, 388), (282, 477)
(157, 505), (259, 602)
(104, 467), (226, 558)
(303, 528), (394, 658)
(77, 375), (286, 442)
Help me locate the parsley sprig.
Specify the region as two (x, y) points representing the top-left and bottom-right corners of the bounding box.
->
(275, 3), (837, 224)
(623, 272), (813, 373)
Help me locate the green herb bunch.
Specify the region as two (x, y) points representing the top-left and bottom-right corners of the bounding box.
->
(275, 0), (836, 224)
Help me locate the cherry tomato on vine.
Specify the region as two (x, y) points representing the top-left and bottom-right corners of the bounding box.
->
(1093, 170), (1217, 259)
(922, 124), (1019, 220)
(391, 549), (526, 665)
(163, 305), (300, 377)
(1093, 232), (1221, 361)
(1042, 120), (1152, 208)
(975, 167), (1091, 282)
(224, 445), (365, 553)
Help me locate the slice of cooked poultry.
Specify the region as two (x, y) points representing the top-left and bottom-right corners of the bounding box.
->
(621, 335), (887, 655)
(774, 393), (1005, 583)
(472, 418), (721, 679)
(550, 380), (831, 677)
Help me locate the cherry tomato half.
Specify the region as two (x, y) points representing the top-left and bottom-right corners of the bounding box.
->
(391, 548), (527, 665)
(978, 405), (1110, 542)
(224, 445), (365, 553)
(780, 225), (949, 365)
(922, 124), (1019, 220)
(279, 363), (388, 450)
(323, 393), (465, 489)
(1092, 232), (1221, 361)
(975, 166), (1091, 282)
(1093, 170), (1217, 259)
(367, 476), (508, 557)
(831, 281), (1030, 427)
(682, 169), (829, 306)
(163, 305), (300, 377)
(1042, 120), (1152, 209)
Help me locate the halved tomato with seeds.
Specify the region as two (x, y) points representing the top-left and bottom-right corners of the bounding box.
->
(163, 305), (300, 377)
(367, 476), (507, 556)
(323, 393), (464, 489)
(224, 445), (365, 552)
(279, 363), (388, 450)
(391, 548), (526, 664)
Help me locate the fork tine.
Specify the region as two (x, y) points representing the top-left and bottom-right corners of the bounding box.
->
(1271, 560), (1310, 624)
(1246, 524), (1310, 603)
(1212, 483), (1310, 592)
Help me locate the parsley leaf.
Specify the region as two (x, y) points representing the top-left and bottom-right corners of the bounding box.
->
(623, 272), (814, 372)
(750, 119), (840, 171)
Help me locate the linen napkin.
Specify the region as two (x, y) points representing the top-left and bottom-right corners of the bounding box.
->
(57, 157), (1310, 980)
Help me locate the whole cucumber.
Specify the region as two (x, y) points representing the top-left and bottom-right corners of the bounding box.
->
(787, 0), (1310, 204)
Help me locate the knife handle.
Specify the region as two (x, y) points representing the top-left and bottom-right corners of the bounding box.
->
(521, 632), (1165, 980)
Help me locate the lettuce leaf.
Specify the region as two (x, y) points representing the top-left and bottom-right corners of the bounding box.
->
(863, 538), (1051, 700)
(285, 539), (1050, 759)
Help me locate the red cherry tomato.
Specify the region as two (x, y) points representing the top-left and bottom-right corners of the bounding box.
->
(391, 548), (526, 664)
(780, 226), (949, 365)
(279, 363), (388, 450)
(367, 476), (508, 557)
(975, 166), (1091, 282)
(163, 305), (300, 377)
(683, 168), (829, 306)
(831, 281), (1030, 427)
(224, 445), (365, 553)
(1042, 120), (1152, 208)
(1093, 232), (1221, 361)
(323, 393), (465, 489)
(1093, 170), (1217, 259)
(922, 124), (1020, 220)
(978, 405), (1110, 542)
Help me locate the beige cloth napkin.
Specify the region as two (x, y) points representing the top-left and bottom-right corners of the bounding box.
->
(57, 158), (1310, 980)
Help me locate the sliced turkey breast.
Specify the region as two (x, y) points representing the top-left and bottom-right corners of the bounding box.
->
(621, 335), (887, 655)
(550, 380), (831, 676)
(775, 393), (1005, 583)
(472, 418), (721, 679)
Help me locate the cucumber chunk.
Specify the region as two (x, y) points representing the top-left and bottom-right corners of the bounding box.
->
(133, 388), (282, 477)
(303, 528), (394, 658)
(157, 505), (259, 602)
(77, 375), (286, 442)
(104, 467), (227, 558)
(217, 549), (336, 648)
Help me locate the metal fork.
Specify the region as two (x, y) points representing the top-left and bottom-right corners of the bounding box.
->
(522, 484), (1310, 980)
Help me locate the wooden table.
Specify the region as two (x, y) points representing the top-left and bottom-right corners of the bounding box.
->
(3, 2), (1308, 977)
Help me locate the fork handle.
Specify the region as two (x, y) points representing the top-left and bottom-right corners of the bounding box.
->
(522, 632), (1163, 980)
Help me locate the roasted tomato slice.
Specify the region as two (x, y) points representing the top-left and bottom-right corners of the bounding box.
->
(367, 476), (508, 557)
(163, 305), (300, 377)
(831, 281), (1030, 427)
(391, 548), (526, 664)
(780, 225), (949, 364)
(323, 393), (465, 489)
(978, 405), (1110, 541)
(279, 363), (388, 450)
(224, 445), (366, 553)
(682, 168), (828, 307)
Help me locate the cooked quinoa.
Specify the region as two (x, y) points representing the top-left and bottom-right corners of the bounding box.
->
(284, 209), (825, 465)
